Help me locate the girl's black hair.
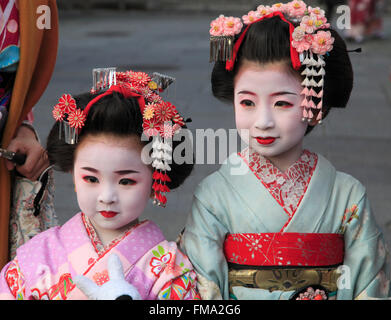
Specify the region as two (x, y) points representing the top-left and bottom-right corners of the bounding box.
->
(211, 16), (353, 134)
(47, 91), (193, 190)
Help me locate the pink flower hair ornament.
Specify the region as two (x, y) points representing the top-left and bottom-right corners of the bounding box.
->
(52, 68), (188, 207)
(209, 0), (335, 124)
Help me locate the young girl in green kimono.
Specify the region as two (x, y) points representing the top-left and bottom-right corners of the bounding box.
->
(181, 1), (390, 300)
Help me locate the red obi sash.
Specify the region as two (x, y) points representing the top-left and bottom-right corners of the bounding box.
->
(224, 233), (344, 267)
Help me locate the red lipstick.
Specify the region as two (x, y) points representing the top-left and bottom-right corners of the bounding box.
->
(256, 137), (276, 145)
(100, 211), (118, 218)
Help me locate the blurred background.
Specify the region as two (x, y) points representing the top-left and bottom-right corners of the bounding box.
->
(33, 0), (391, 247)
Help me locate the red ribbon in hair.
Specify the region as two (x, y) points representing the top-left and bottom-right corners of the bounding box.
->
(225, 11), (301, 71)
(83, 84), (146, 118)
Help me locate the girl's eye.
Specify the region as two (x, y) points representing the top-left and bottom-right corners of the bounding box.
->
(240, 99), (255, 107)
(83, 176), (99, 183)
(274, 101), (293, 108)
(119, 178), (136, 186)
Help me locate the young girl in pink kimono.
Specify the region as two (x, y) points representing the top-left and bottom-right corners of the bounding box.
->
(181, 1), (390, 300)
(0, 69), (200, 300)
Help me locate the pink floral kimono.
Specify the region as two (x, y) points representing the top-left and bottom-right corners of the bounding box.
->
(0, 213), (200, 300)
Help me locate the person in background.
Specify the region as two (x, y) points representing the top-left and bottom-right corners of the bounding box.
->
(346, 0), (386, 43)
(0, 0), (59, 268)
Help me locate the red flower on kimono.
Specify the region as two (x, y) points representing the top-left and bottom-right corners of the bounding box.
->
(93, 270), (110, 286)
(154, 102), (175, 122)
(130, 71), (151, 87)
(68, 109), (86, 129)
(31, 288), (49, 300)
(143, 119), (161, 137)
(347, 204), (359, 223)
(57, 94), (76, 114)
(150, 252), (173, 277)
(48, 273), (75, 300)
(52, 104), (65, 122)
(5, 265), (21, 297)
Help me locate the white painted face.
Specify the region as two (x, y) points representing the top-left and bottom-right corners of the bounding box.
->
(73, 134), (152, 238)
(234, 60), (308, 171)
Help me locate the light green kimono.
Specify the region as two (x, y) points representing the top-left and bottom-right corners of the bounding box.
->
(181, 152), (390, 300)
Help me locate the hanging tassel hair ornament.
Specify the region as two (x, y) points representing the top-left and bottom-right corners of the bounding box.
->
(52, 68), (187, 207)
(151, 136), (173, 207)
(299, 51), (327, 124)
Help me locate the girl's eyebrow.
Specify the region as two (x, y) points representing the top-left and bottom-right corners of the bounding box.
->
(237, 91), (297, 96)
(237, 90), (256, 96)
(270, 91), (297, 97)
(114, 170), (139, 175)
(81, 167), (98, 173)
(80, 167), (139, 175)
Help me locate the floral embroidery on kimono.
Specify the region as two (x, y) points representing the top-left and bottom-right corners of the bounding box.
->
(338, 204), (359, 234)
(158, 271), (199, 300)
(150, 246), (174, 277)
(31, 273), (75, 300)
(239, 148), (317, 218)
(5, 257), (25, 300)
(0, 213), (200, 300)
(9, 125), (58, 259)
(224, 232), (344, 267)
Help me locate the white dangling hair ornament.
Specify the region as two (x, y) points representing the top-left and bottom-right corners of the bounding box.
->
(299, 51), (327, 124)
(151, 136), (173, 207)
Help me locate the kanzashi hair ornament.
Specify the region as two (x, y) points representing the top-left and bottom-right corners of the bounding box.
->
(151, 72), (175, 91)
(52, 68), (186, 207)
(209, 15), (243, 62)
(52, 93), (85, 144)
(209, 1), (335, 123)
(91, 67), (117, 93)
